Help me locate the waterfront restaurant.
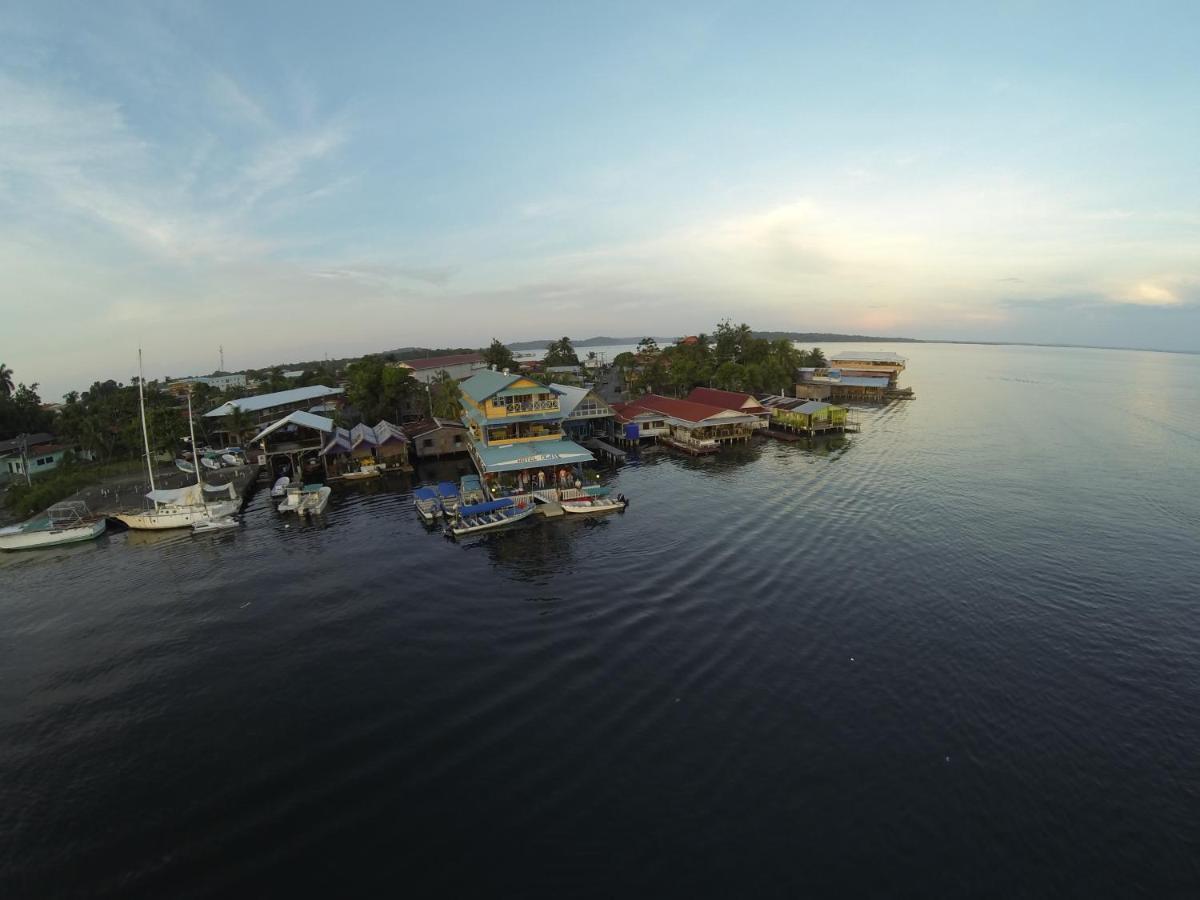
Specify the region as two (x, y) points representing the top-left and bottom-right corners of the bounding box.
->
(614, 394), (759, 454)
(458, 369), (594, 493)
(828, 351), (907, 386)
(684, 387), (772, 429)
(247, 410), (336, 479)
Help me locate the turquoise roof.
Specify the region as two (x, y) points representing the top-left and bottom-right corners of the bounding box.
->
(459, 369), (524, 403)
(472, 438), (595, 473)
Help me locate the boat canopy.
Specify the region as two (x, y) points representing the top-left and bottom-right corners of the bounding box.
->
(203, 482), (237, 498)
(436, 481), (459, 497)
(459, 498), (514, 517)
(582, 486), (611, 497)
(147, 485), (204, 505)
(413, 486), (438, 501)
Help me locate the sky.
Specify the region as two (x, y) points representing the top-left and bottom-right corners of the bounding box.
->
(2, 1), (1198, 398)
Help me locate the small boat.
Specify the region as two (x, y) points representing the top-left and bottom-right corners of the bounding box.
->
(192, 515), (239, 534)
(561, 494), (627, 514)
(341, 463), (382, 481)
(445, 497), (535, 537)
(460, 474), (485, 505)
(436, 481), (461, 515)
(221, 453), (242, 467)
(414, 486), (441, 522)
(0, 502), (107, 551)
(271, 476), (291, 498)
(278, 484), (331, 516)
(200, 456), (221, 471)
(175, 458), (196, 474)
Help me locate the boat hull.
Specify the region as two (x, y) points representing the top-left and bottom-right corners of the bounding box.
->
(561, 499), (626, 514)
(446, 505), (535, 537)
(0, 518), (106, 551)
(114, 500), (239, 530)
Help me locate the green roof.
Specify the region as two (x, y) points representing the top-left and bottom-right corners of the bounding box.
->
(459, 369), (523, 403)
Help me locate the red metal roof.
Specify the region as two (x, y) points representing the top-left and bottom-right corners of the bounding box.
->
(625, 393), (737, 424)
(685, 387), (769, 414)
(400, 353), (484, 370)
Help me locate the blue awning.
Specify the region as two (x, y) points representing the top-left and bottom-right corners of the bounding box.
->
(460, 498), (514, 516)
(437, 481), (459, 497)
(414, 487), (437, 501)
(472, 438), (595, 474)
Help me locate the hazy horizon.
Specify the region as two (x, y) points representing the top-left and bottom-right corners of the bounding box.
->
(3, 1), (1198, 398)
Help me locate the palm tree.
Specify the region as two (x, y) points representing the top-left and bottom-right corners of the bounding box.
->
(224, 407), (255, 446)
(0, 363), (13, 399)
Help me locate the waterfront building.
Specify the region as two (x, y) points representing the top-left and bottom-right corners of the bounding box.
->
(760, 396), (850, 434)
(550, 383), (614, 442)
(458, 369), (593, 492)
(395, 353), (486, 385)
(205, 385), (345, 434)
(247, 411), (336, 478)
(828, 351), (907, 386)
(611, 394), (758, 454)
(405, 417), (469, 459)
(684, 387), (771, 428)
(372, 420), (412, 471)
(796, 369), (890, 403)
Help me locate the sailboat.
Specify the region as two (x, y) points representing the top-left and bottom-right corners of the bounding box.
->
(113, 352), (241, 530)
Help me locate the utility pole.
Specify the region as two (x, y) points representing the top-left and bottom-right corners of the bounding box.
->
(219, 345), (225, 372)
(20, 434), (31, 487)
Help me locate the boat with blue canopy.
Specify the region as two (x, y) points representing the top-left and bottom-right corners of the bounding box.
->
(414, 486), (441, 522)
(460, 474), (485, 505)
(445, 496), (535, 537)
(436, 481), (461, 515)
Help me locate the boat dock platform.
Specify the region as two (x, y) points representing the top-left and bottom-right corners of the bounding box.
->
(62, 464), (262, 518)
(582, 437), (626, 464)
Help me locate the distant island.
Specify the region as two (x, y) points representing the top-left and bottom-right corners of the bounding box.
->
(507, 332), (921, 350)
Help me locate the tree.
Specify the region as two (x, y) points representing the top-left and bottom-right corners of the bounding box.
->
(713, 361), (746, 392)
(345, 355), (423, 424)
(636, 337), (660, 355)
(805, 347), (828, 367)
(223, 407), (255, 446)
(429, 371), (462, 419)
(482, 338), (517, 371)
(543, 336), (579, 367)
(0, 363), (13, 398)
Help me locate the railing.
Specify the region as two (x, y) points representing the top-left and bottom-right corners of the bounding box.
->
(499, 399), (559, 415)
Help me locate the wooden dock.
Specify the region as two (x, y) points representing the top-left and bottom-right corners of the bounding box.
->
(583, 437), (627, 464)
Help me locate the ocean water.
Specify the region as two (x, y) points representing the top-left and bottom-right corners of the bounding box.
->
(2, 343), (1199, 897)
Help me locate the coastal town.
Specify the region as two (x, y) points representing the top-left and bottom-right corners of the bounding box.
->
(0, 326), (912, 548)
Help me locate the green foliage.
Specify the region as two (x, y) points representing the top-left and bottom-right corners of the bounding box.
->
(482, 338), (517, 372)
(636, 337), (660, 355)
(0, 382), (55, 438)
(612, 352), (636, 370)
(0, 363), (13, 399)
(804, 347), (828, 367)
(543, 336), (579, 367)
(345, 355), (423, 423)
(429, 371), (462, 419)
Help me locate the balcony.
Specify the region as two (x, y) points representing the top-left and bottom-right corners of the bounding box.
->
(489, 397), (560, 417)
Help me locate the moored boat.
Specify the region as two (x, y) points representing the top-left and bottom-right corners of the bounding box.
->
(341, 463), (382, 480)
(436, 481), (461, 515)
(414, 486), (441, 522)
(561, 495), (627, 514)
(0, 502), (107, 551)
(271, 476), (291, 498)
(192, 515), (239, 534)
(445, 497), (535, 537)
(278, 484), (331, 516)
(460, 474), (485, 505)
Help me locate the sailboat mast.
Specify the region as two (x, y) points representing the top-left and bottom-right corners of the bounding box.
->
(137, 349), (158, 507)
(187, 388), (201, 489)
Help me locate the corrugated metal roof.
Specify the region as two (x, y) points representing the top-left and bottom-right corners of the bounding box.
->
(628, 394), (758, 425)
(205, 385), (342, 417)
(248, 410), (336, 444)
(795, 401), (832, 414)
(474, 438), (595, 473)
(372, 420), (408, 444)
(829, 351), (907, 363)
(686, 387), (769, 414)
(459, 369), (525, 402)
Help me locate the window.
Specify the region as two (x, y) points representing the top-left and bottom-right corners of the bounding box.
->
(453, 436), (463, 445)
(37, 456), (53, 466)
(422, 438), (434, 448)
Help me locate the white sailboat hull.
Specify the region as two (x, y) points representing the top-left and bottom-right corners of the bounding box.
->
(0, 518), (106, 551)
(114, 499), (239, 530)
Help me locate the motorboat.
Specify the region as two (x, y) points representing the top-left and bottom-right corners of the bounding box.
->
(0, 502), (107, 551)
(561, 495), (627, 514)
(192, 515), (239, 535)
(175, 458), (196, 474)
(460, 474), (485, 505)
(200, 456), (221, 471)
(278, 484), (331, 516)
(271, 476), (291, 498)
(436, 481), (461, 515)
(414, 486), (441, 522)
(445, 497), (535, 537)
(221, 453), (242, 467)
(341, 463), (382, 480)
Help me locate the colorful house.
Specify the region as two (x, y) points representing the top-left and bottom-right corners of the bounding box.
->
(551, 383), (614, 441)
(761, 397), (849, 433)
(611, 394), (758, 454)
(458, 369), (594, 491)
(406, 417), (469, 459)
(395, 352), (487, 384)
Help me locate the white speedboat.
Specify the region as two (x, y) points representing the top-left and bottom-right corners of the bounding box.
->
(175, 458), (196, 474)
(341, 463), (381, 480)
(445, 497), (535, 537)
(200, 456), (221, 471)
(271, 476), (291, 498)
(221, 453), (242, 467)
(561, 493), (627, 514)
(0, 502), (106, 551)
(278, 484), (331, 516)
(192, 515), (239, 535)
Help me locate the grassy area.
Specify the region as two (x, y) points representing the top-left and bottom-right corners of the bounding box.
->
(2, 457), (146, 520)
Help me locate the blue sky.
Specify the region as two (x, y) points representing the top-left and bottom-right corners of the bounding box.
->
(2, 1), (1198, 396)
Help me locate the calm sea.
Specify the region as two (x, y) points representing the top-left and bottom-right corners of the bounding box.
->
(2, 343), (1199, 897)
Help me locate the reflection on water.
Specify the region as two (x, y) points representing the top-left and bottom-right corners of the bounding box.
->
(3, 343), (1200, 898)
